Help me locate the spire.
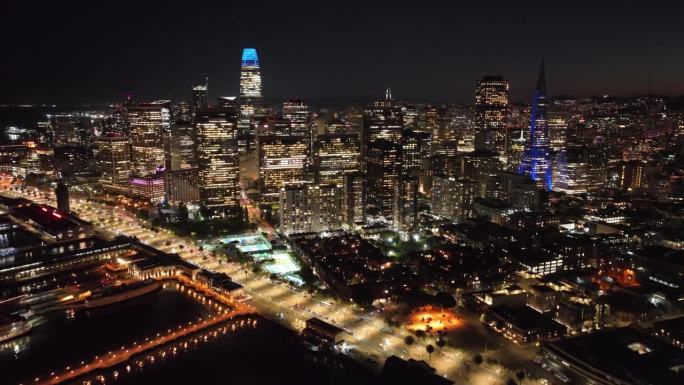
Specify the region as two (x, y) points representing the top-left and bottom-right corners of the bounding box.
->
(385, 87), (392, 100)
(536, 58), (546, 90)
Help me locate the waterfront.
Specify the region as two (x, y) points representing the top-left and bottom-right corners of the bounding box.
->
(1, 286), (372, 385)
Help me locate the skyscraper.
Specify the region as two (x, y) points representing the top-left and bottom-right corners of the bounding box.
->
(127, 100), (171, 176)
(474, 75), (509, 153)
(192, 79), (208, 113)
(258, 135), (309, 201)
(362, 90), (404, 155)
(96, 135), (131, 185)
(314, 133), (361, 186)
(519, 60), (552, 190)
(366, 139), (401, 223)
(195, 108), (240, 216)
(55, 181), (70, 212)
(239, 48), (262, 99)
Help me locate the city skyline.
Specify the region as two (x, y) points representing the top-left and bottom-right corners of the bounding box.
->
(3, 1), (684, 104)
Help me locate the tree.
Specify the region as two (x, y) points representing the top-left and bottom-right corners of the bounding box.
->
(473, 354), (483, 366)
(506, 379), (517, 385)
(426, 344), (435, 362)
(436, 337), (446, 351)
(178, 202), (189, 222)
(404, 335), (415, 354)
(516, 370), (526, 382)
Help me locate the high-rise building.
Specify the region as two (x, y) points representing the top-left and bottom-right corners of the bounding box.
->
(238, 48), (263, 153)
(96, 136), (131, 185)
(363, 90), (404, 155)
(258, 135), (309, 201)
(555, 146), (606, 194)
(282, 99), (309, 137)
(343, 171), (366, 228)
(519, 60), (553, 190)
(366, 139), (401, 223)
(167, 122), (196, 170)
(431, 175), (475, 220)
(165, 168), (200, 204)
(393, 176), (419, 231)
(401, 129), (430, 175)
(128, 101), (171, 176)
(618, 160), (646, 191)
(279, 182), (342, 235)
(239, 48), (262, 99)
(192, 80), (208, 113)
(314, 133), (361, 186)
(55, 181), (70, 212)
(195, 109), (240, 216)
(475, 75), (509, 153)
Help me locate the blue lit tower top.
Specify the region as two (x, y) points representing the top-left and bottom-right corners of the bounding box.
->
(519, 59), (552, 190)
(241, 48), (259, 68)
(240, 48), (262, 99)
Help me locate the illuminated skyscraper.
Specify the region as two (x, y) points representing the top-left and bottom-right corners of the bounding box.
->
(258, 135), (309, 201)
(519, 60), (552, 190)
(475, 75), (509, 153)
(343, 171), (366, 228)
(366, 139), (401, 222)
(96, 135), (131, 185)
(393, 176), (419, 231)
(239, 48), (262, 99)
(362, 90), (404, 155)
(127, 101), (171, 176)
(282, 99), (309, 137)
(195, 108), (240, 216)
(314, 133), (361, 186)
(192, 79), (208, 113)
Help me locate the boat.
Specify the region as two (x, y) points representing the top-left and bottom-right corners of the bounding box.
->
(84, 279), (160, 308)
(0, 316), (32, 343)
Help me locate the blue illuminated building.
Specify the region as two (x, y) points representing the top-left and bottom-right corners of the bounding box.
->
(519, 60), (553, 190)
(241, 48), (259, 67)
(240, 48), (262, 99)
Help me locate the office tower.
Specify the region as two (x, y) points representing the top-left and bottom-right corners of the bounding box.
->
(366, 139), (401, 223)
(195, 108), (240, 216)
(238, 48), (263, 153)
(474, 75), (509, 152)
(128, 100), (171, 176)
(425, 106), (455, 156)
(167, 122), (196, 170)
(362, 90), (404, 154)
(173, 101), (192, 124)
(555, 146), (606, 194)
(239, 48), (262, 99)
(325, 114), (352, 134)
(51, 115), (79, 145)
(129, 174), (165, 202)
(519, 60), (553, 190)
(548, 112), (568, 152)
(217, 96), (239, 110)
(431, 175), (475, 220)
(343, 171), (366, 228)
(55, 181), (70, 212)
(192, 79), (208, 113)
(282, 99), (309, 137)
(401, 129), (430, 175)
(165, 168), (200, 204)
(279, 182), (342, 234)
(96, 135), (131, 185)
(258, 135), (309, 201)
(314, 133), (361, 186)
(618, 160), (646, 191)
(393, 176), (419, 231)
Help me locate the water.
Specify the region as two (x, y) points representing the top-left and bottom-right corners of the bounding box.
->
(0, 287), (373, 385)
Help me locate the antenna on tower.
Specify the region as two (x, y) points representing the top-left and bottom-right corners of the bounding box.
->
(385, 87), (392, 100)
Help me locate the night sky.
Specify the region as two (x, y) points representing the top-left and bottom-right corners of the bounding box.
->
(2, 0), (684, 105)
